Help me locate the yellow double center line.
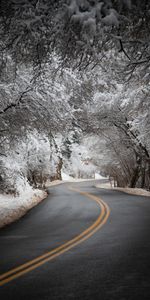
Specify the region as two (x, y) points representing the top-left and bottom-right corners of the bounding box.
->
(0, 187), (110, 286)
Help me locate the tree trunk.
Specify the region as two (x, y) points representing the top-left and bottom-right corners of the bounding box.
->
(140, 162), (146, 188)
(56, 157), (63, 180)
(129, 166), (140, 188)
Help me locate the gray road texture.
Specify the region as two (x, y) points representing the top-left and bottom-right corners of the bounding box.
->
(0, 180), (150, 300)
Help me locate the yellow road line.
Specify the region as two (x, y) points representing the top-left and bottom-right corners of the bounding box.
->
(0, 187), (110, 286)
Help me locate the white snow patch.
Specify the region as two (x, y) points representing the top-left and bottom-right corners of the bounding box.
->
(96, 184), (150, 197)
(61, 172), (74, 181)
(61, 173), (97, 183)
(94, 173), (107, 179)
(0, 181), (47, 228)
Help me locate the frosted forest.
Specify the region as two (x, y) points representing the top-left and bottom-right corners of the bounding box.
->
(0, 0), (150, 196)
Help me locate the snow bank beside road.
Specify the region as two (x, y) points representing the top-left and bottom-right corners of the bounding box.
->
(0, 188), (47, 229)
(96, 183), (150, 197)
(0, 180), (66, 229)
(113, 187), (150, 197)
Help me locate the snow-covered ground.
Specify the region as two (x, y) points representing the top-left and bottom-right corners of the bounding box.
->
(61, 172), (74, 181)
(61, 172), (107, 182)
(0, 180), (66, 228)
(94, 173), (108, 180)
(61, 172), (92, 181)
(96, 182), (150, 197)
(0, 186), (47, 229)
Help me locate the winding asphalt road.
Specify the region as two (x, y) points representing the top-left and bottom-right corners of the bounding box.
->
(0, 180), (150, 300)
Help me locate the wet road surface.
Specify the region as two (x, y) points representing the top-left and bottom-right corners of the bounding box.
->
(0, 180), (150, 299)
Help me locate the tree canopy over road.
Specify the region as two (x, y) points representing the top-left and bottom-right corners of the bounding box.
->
(0, 0), (149, 73)
(0, 0), (150, 193)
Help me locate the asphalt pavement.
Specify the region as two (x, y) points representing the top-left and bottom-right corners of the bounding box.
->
(0, 180), (150, 300)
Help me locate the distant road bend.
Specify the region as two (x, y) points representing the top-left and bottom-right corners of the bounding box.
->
(0, 180), (150, 300)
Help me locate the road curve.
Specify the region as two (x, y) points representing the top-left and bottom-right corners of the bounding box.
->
(0, 180), (150, 300)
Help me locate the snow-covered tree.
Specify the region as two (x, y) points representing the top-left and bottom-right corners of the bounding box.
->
(77, 68), (150, 189)
(0, 0), (149, 77)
